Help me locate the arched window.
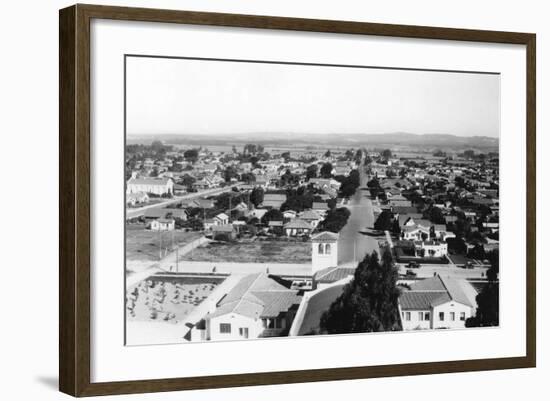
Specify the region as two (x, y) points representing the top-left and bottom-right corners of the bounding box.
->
(318, 243), (324, 254)
(325, 243), (331, 255)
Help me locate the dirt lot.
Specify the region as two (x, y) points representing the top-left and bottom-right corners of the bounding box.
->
(183, 239), (312, 263)
(126, 223), (202, 262)
(126, 277), (218, 323)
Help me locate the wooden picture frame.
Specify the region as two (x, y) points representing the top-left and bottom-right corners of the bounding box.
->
(59, 3), (536, 397)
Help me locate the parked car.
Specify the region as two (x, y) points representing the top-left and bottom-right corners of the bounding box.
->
(405, 270), (417, 277)
(408, 261), (420, 269)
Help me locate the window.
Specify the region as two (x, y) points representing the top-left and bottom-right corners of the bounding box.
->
(424, 312), (430, 321)
(439, 312), (445, 321)
(219, 323), (231, 334)
(460, 312), (466, 321)
(318, 243), (324, 254)
(450, 312), (456, 321)
(239, 327), (249, 338)
(325, 243), (331, 255)
(418, 312), (424, 321)
(405, 312), (411, 321)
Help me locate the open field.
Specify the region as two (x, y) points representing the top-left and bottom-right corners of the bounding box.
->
(126, 223), (202, 262)
(184, 239), (312, 263)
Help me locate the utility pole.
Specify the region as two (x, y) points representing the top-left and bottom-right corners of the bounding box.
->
(228, 193), (232, 223)
(175, 239), (179, 273)
(159, 229), (162, 260)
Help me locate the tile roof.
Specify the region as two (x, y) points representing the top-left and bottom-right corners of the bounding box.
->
(312, 202), (329, 210)
(409, 277), (446, 291)
(439, 276), (473, 307)
(314, 267), (355, 283)
(264, 194), (287, 201)
(299, 210), (322, 220)
(400, 276), (473, 310)
(208, 273), (300, 320)
(297, 284), (345, 335)
(311, 231), (339, 243)
(284, 218), (312, 230)
(399, 291), (450, 311)
(393, 206), (419, 215)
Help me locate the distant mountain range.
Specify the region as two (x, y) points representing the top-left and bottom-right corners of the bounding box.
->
(127, 132), (499, 150)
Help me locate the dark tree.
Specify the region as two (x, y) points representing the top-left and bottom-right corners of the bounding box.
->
(280, 170), (300, 187)
(261, 209), (284, 225)
(183, 149), (199, 163)
(243, 144), (258, 155)
(381, 149), (392, 159)
(250, 187), (264, 208)
(215, 192), (243, 211)
(463, 149), (475, 159)
(224, 166), (239, 182)
(320, 250), (402, 334)
(240, 172), (256, 184)
(318, 207), (351, 233)
(151, 140), (164, 151)
(324, 149), (331, 158)
(337, 169), (361, 198)
(374, 210), (394, 231)
(180, 174), (196, 188)
(468, 243), (487, 260)
(281, 187), (314, 212)
(424, 206), (446, 224)
(320, 162), (334, 178)
(391, 218), (401, 235)
(306, 164), (318, 180)
(466, 250), (499, 327)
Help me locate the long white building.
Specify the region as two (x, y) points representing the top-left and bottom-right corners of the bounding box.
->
(126, 176), (174, 195)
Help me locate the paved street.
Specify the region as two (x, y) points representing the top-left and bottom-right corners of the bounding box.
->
(337, 165), (380, 265)
(396, 263), (489, 279)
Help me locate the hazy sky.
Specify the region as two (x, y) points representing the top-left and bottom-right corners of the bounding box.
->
(126, 56), (500, 138)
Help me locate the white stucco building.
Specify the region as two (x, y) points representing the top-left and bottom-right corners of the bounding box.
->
(399, 275), (476, 330)
(311, 231), (339, 274)
(149, 218), (175, 231)
(205, 273), (301, 341)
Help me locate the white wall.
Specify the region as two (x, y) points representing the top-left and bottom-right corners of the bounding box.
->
(401, 309), (432, 331)
(432, 302), (473, 330)
(0, 1), (548, 401)
(207, 313), (264, 341)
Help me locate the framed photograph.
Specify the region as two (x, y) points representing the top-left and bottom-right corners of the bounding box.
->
(59, 4), (536, 397)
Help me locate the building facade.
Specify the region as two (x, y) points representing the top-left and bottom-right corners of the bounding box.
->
(311, 231), (339, 274)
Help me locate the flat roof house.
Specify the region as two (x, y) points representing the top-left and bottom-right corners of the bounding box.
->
(261, 193), (287, 209)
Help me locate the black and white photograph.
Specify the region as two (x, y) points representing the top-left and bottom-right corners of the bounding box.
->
(124, 55), (500, 346)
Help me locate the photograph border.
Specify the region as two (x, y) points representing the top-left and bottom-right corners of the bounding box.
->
(59, 3), (536, 397)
